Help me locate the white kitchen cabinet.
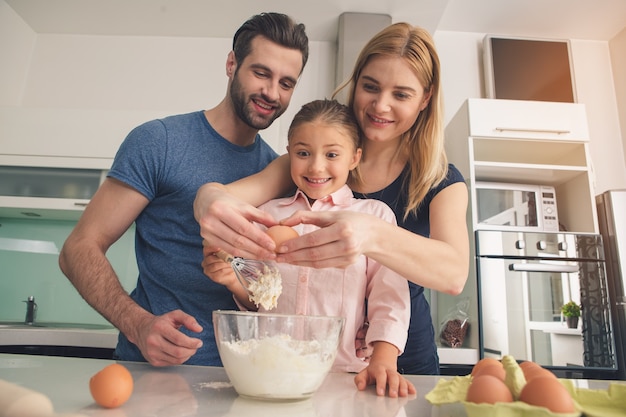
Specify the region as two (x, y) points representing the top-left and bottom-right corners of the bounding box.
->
(0, 161), (107, 220)
(0, 106), (171, 160)
(445, 98), (598, 234)
(442, 98), (599, 360)
(462, 98), (589, 141)
(433, 98), (598, 366)
(0, 106), (171, 219)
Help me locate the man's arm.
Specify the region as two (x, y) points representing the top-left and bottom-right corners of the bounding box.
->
(59, 178), (203, 366)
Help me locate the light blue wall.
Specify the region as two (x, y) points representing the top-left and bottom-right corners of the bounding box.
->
(0, 217), (137, 325)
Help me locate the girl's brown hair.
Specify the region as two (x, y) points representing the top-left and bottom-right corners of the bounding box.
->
(333, 23), (448, 220)
(288, 99), (362, 183)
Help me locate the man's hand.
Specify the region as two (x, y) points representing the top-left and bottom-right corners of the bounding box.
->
(129, 310), (203, 367)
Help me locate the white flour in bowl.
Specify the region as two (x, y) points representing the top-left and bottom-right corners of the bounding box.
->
(218, 334), (336, 400)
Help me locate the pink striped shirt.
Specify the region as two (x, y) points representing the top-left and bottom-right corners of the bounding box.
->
(256, 185), (411, 373)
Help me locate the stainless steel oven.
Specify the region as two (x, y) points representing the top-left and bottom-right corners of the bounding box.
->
(475, 230), (618, 378)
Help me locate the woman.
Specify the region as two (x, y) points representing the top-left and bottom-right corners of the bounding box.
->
(194, 22), (469, 391)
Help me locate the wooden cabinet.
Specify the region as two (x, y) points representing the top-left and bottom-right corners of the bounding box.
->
(445, 98), (598, 234)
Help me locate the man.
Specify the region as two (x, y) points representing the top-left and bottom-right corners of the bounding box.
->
(59, 12), (309, 367)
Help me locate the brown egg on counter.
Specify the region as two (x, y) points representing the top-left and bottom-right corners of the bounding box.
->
(466, 374), (514, 404)
(265, 225), (299, 251)
(89, 363), (134, 408)
(519, 376), (576, 413)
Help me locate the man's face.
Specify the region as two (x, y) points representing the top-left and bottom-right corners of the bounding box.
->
(229, 36), (303, 130)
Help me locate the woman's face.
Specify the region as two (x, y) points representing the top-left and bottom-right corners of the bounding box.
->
(287, 122), (361, 201)
(352, 55), (430, 144)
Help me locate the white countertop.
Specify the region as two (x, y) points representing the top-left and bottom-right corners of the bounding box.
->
(0, 354), (617, 417)
(0, 354), (436, 417)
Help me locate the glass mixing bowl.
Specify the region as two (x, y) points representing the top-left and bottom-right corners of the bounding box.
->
(213, 310), (344, 401)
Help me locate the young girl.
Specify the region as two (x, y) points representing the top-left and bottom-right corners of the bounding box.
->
(205, 99), (413, 394)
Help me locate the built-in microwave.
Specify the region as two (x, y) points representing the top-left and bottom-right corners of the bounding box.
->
(473, 182), (559, 232)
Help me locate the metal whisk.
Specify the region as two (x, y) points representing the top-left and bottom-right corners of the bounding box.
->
(215, 249), (280, 293)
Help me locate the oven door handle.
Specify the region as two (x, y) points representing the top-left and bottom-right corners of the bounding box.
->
(509, 263), (579, 273)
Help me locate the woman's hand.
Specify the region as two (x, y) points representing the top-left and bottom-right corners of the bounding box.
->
(278, 182), (469, 294)
(276, 210), (380, 268)
(194, 183), (278, 260)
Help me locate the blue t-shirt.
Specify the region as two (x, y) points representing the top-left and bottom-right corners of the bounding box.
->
(108, 111), (278, 365)
(353, 164), (465, 374)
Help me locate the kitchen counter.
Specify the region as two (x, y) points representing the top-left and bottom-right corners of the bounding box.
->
(0, 354), (617, 417)
(0, 324), (118, 349)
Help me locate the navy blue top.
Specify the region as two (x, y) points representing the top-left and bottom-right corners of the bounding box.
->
(353, 163), (465, 374)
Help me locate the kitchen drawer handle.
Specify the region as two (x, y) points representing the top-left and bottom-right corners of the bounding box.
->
(495, 127), (571, 135)
(509, 263), (579, 273)
(73, 202), (89, 207)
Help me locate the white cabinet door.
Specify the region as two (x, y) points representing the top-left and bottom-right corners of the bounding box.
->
(0, 165), (107, 220)
(466, 98), (589, 141)
(0, 107), (171, 160)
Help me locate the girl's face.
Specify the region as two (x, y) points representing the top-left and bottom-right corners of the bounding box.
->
(352, 55), (431, 144)
(287, 122), (361, 201)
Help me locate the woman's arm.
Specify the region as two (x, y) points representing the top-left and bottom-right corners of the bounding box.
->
(277, 183), (470, 294)
(194, 154), (294, 259)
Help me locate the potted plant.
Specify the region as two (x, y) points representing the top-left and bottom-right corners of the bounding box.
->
(561, 301), (581, 328)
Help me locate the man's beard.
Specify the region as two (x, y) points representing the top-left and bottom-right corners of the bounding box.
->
(230, 74), (285, 130)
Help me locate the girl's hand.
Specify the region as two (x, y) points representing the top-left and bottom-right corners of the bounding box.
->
(194, 183), (278, 260)
(201, 247), (239, 288)
(353, 362), (417, 398)
(277, 210), (379, 268)
(201, 243), (255, 309)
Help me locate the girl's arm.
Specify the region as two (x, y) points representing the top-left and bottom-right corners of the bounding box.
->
(194, 154), (294, 259)
(354, 341), (416, 397)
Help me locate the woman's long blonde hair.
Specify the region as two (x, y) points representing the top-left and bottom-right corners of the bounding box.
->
(333, 22), (448, 220)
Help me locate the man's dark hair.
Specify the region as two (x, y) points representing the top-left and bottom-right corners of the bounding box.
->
(232, 12), (309, 73)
